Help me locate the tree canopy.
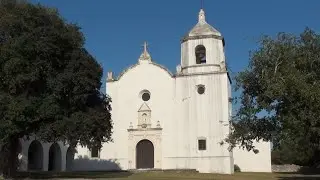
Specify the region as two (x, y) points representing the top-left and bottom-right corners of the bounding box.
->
(0, 0), (112, 176)
(227, 27), (320, 166)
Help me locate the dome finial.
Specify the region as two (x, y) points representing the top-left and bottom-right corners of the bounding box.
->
(182, 1), (222, 41)
(198, 8), (206, 23)
(143, 41), (148, 55)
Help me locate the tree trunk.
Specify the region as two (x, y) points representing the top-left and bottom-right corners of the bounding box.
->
(0, 137), (20, 178)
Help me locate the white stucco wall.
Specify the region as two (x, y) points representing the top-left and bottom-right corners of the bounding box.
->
(72, 144), (122, 171)
(103, 61), (175, 170)
(233, 141), (272, 172)
(171, 72), (232, 174)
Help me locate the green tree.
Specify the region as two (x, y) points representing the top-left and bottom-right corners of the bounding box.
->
(227, 27), (320, 166)
(0, 0), (112, 177)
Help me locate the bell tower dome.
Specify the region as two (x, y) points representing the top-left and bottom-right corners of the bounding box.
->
(179, 8), (226, 74)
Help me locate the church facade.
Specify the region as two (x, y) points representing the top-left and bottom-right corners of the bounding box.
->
(75, 8), (272, 174)
(16, 8), (271, 174)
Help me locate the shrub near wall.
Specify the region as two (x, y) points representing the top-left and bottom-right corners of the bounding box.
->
(234, 164), (241, 172)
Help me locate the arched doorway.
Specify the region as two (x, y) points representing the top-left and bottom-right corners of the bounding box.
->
(48, 143), (62, 171)
(136, 140), (154, 169)
(66, 147), (75, 171)
(28, 140), (43, 171)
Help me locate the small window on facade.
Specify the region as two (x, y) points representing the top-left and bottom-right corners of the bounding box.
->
(91, 146), (99, 158)
(197, 85), (205, 95)
(140, 90), (151, 102)
(198, 139), (206, 151)
(195, 45), (206, 64)
(142, 92), (150, 101)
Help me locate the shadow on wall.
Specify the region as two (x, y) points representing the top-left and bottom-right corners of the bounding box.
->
(71, 155), (122, 171)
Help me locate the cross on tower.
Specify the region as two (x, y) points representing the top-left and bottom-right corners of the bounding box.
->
(143, 41), (148, 52)
(143, 41), (148, 53)
(201, 0), (204, 9)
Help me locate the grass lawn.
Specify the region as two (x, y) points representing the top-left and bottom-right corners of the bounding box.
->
(105, 172), (319, 180)
(16, 171), (320, 180)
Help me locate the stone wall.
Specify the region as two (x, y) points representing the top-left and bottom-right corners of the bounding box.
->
(272, 164), (302, 172)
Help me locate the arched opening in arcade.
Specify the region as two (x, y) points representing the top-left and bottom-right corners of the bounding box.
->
(48, 143), (62, 171)
(28, 140), (43, 171)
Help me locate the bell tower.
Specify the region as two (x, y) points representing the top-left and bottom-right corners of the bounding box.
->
(176, 8), (233, 174)
(179, 8), (226, 75)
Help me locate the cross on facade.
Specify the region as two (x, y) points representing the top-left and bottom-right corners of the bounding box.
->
(139, 41), (151, 61)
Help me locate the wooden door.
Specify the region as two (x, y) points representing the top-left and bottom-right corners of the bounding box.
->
(136, 140), (154, 169)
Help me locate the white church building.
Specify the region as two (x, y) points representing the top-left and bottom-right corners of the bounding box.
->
(17, 8), (271, 174)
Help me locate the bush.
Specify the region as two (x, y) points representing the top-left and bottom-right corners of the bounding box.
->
(234, 164), (241, 172)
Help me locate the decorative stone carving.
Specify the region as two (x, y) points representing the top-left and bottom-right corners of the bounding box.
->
(138, 103), (152, 129)
(156, 135), (162, 142)
(156, 121), (161, 128)
(127, 126), (163, 169)
(129, 122), (133, 129)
